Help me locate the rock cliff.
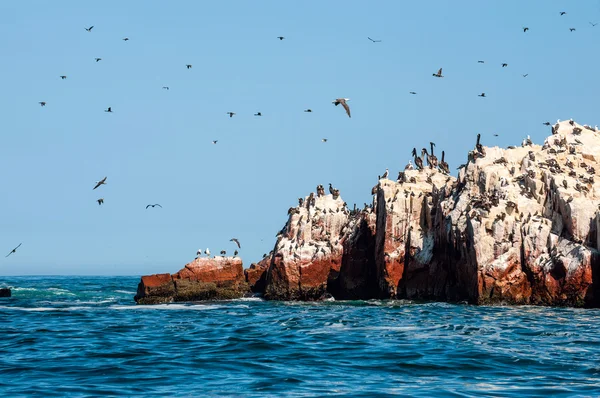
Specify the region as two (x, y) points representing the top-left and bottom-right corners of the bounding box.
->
(135, 120), (600, 307)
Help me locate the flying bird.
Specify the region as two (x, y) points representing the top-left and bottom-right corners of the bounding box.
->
(502, 63), (508, 67)
(493, 134), (499, 137)
(95, 58), (102, 62)
(477, 60), (485, 63)
(162, 86), (169, 90)
(522, 74), (529, 77)
(85, 26), (94, 32)
(409, 91), (417, 95)
(146, 204), (163, 209)
(39, 101), (46, 107)
(212, 140), (218, 144)
(560, 11), (567, 16)
(5, 243), (22, 258)
(277, 36), (285, 40)
(478, 93), (486, 97)
(590, 22), (598, 27)
(230, 238), (241, 248)
(254, 112), (262, 116)
(523, 27), (529, 32)
(186, 64), (192, 69)
(569, 28), (576, 32)
(433, 68), (444, 77)
(322, 138), (328, 143)
(332, 98), (351, 118)
(105, 107), (112, 113)
(122, 37), (129, 41)
(367, 37), (382, 42)
(226, 112), (235, 118)
(60, 75), (67, 80)
(93, 177), (107, 190)
(543, 122), (551, 126)
(304, 109), (312, 113)
(97, 198), (104, 206)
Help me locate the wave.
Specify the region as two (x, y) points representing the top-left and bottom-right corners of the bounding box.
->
(114, 290), (135, 294)
(0, 305), (93, 312)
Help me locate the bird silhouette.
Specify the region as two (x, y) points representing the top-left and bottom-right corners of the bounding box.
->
(39, 101), (46, 107)
(93, 177), (107, 190)
(409, 91), (417, 95)
(522, 74), (529, 77)
(433, 68), (444, 77)
(560, 11), (567, 16)
(304, 109), (312, 113)
(226, 112), (235, 118)
(146, 204), (163, 209)
(322, 138), (328, 143)
(122, 37), (129, 41)
(97, 198), (104, 206)
(254, 112), (262, 116)
(569, 28), (576, 32)
(230, 238), (241, 248)
(60, 75), (67, 80)
(523, 27), (529, 32)
(502, 63), (508, 67)
(85, 26), (94, 32)
(212, 140), (218, 144)
(105, 107), (112, 113)
(590, 22), (598, 27)
(186, 64), (192, 69)
(478, 93), (486, 97)
(162, 86), (169, 90)
(477, 60), (485, 63)
(95, 58), (102, 62)
(332, 98), (351, 118)
(367, 37), (382, 42)
(277, 36), (285, 40)
(5, 243), (22, 258)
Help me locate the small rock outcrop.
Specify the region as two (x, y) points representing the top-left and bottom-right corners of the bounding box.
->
(134, 257), (248, 304)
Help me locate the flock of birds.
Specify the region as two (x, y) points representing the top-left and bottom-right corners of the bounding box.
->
(5, 9), (598, 263)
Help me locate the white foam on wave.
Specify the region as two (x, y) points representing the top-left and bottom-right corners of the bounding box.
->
(47, 288), (76, 296)
(110, 304), (224, 311)
(10, 287), (38, 292)
(0, 305), (93, 312)
(114, 290), (135, 294)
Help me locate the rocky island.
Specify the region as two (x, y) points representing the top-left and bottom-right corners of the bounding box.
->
(135, 120), (600, 307)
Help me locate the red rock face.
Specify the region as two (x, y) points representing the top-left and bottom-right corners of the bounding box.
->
(135, 258), (248, 304)
(245, 256), (270, 293)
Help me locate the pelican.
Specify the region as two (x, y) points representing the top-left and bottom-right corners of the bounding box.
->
(93, 176), (107, 190)
(476, 134), (486, 156)
(428, 142), (438, 168)
(412, 148), (424, 170)
(439, 151), (450, 174)
(332, 98), (351, 118)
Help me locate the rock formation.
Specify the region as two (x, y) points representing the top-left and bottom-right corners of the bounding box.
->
(0, 288), (11, 298)
(135, 120), (600, 307)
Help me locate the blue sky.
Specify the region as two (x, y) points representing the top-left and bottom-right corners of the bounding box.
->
(1, 0), (600, 276)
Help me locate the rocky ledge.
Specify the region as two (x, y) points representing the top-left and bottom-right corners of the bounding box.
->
(136, 120), (600, 307)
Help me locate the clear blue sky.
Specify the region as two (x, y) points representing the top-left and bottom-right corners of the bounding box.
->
(2, 1), (600, 276)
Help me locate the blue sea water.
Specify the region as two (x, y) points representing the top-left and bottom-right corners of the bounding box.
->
(1, 277), (600, 397)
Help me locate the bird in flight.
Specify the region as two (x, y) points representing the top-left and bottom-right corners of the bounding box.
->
(5, 243), (22, 258)
(97, 198), (104, 206)
(560, 11), (567, 16)
(493, 134), (499, 137)
(409, 91), (417, 95)
(105, 107), (112, 113)
(186, 64), (192, 69)
(162, 86), (169, 90)
(367, 37), (382, 42)
(478, 93), (486, 97)
(39, 101), (46, 107)
(590, 22), (598, 27)
(543, 122), (551, 126)
(522, 74), (529, 77)
(502, 63), (508, 67)
(60, 75), (67, 80)
(85, 26), (94, 32)
(122, 37), (129, 41)
(523, 27), (529, 32)
(477, 60), (485, 63)
(93, 177), (107, 190)
(146, 204), (163, 209)
(254, 112), (262, 116)
(226, 112), (235, 118)
(432, 68), (444, 77)
(569, 28), (576, 32)
(332, 98), (351, 118)
(95, 58), (102, 62)
(277, 36), (285, 40)
(322, 138), (328, 143)
(230, 238), (241, 248)
(212, 140), (218, 144)
(304, 109), (312, 113)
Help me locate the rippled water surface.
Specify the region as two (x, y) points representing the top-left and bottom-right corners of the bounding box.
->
(1, 276), (600, 397)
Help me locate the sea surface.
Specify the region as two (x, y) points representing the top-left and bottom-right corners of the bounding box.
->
(1, 276), (600, 397)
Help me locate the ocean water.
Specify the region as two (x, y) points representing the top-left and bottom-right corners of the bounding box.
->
(1, 277), (600, 397)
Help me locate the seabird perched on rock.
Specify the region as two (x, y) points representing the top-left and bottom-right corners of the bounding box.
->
(5, 243), (22, 258)
(432, 68), (443, 78)
(412, 148), (424, 170)
(381, 168), (389, 179)
(197, 249), (202, 257)
(93, 176), (107, 190)
(428, 142), (438, 168)
(332, 98), (351, 118)
(476, 134), (486, 157)
(220, 250), (226, 255)
(328, 183), (335, 194)
(439, 151), (450, 174)
(569, 118), (574, 126)
(230, 238), (241, 248)
(97, 198), (104, 205)
(405, 160), (414, 170)
(205, 248), (210, 257)
(226, 112), (235, 118)
(522, 135), (533, 146)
